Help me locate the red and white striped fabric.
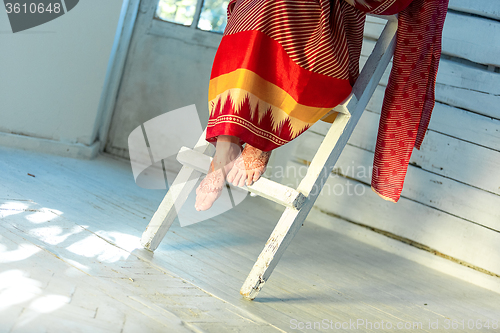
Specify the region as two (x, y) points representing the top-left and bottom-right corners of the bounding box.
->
(207, 0), (449, 203)
(224, 0), (365, 81)
(367, 0), (449, 202)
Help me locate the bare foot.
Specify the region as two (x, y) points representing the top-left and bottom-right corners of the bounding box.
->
(195, 136), (241, 211)
(227, 144), (271, 187)
(195, 162), (226, 211)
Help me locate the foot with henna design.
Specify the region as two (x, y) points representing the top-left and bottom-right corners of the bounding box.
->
(195, 136), (241, 211)
(227, 144), (271, 187)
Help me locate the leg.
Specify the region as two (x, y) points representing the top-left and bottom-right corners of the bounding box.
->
(194, 135), (241, 211)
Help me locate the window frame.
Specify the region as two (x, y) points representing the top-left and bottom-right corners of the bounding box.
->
(152, 0), (227, 36)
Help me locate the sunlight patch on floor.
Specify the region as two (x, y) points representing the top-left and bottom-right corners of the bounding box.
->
(0, 201), (29, 218)
(28, 225), (83, 246)
(0, 270), (42, 311)
(29, 294), (71, 313)
(96, 230), (142, 253)
(0, 241), (41, 263)
(65, 233), (135, 263)
(25, 208), (63, 224)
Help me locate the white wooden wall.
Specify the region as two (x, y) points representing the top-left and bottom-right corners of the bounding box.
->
(276, 0), (500, 276)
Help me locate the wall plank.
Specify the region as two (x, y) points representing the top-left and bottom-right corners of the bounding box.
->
(411, 132), (500, 195)
(360, 39), (500, 120)
(434, 84), (500, 120)
(361, 87), (500, 150)
(333, 110), (500, 196)
(448, 0), (500, 21)
(292, 130), (500, 232)
(312, 94), (500, 153)
(359, 67), (500, 121)
(441, 13), (500, 67)
(282, 159), (500, 276)
(365, 13), (500, 67)
(361, 39), (500, 95)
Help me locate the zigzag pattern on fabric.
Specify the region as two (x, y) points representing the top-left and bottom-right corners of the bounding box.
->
(208, 90), (312, 144)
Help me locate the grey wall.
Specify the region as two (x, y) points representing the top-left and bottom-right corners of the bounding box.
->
(0, 0), (124, 147)
(105, 0), (223, 158)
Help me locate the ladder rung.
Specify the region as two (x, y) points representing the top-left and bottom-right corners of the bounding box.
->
(176, 147), (307, 210)
(320, 93), (357, 120)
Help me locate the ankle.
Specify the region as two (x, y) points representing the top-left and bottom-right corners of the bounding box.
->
(216, 135), (240, 144)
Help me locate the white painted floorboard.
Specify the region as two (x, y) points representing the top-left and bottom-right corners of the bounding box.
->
(1, 147), (499, 333)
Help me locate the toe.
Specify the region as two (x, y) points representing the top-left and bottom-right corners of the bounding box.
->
(237, 171), (247, 187)
(196, 193), (212, 211)
(246, 171), (255, 186)
(253, 170), (262, 183)
(231, 169), (243, 186)
(195, 192), (207, 211)
(227, 167), (237, 183)
(198, 198), (210, 211)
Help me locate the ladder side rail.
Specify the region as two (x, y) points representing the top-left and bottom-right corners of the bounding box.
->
(240, 19), (398, 299)
(140, 129), (212, 251)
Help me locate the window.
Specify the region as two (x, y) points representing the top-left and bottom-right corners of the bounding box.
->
(155, 0), (229, 33)
(197, 0), (229, 33)
(155, 0), (198, 26)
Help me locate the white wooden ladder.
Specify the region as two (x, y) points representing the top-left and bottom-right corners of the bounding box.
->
(140, 16), (397, 300)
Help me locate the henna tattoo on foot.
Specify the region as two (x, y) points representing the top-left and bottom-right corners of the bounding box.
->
(227, 144), (271, 187)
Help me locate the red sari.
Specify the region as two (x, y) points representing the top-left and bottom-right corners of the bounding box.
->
(206, 0), (449, 202)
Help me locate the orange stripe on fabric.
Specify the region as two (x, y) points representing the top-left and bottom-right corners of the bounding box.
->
(210, 30), (352, 108)
(209, 69), (336, 124)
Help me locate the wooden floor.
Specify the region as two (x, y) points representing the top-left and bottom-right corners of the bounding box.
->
(1, 146), (500, 333)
